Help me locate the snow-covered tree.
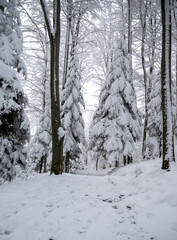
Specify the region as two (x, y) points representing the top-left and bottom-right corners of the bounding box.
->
(89, 36), (141, 168)
(24, 18), (52, 174)
(27, 108), (51, 174)
(146, 70), (176, 160)
(27, 60), (51, 174)
(146, 73), (162, 158)
(61, 45), (86, 172)
(89, 67), (114, 169)
(0, 1), (30, 181)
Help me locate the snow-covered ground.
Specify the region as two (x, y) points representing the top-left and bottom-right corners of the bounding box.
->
(0, 158), (177, 240)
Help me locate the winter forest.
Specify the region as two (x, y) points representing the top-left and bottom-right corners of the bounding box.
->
(0, 0), (177, 239)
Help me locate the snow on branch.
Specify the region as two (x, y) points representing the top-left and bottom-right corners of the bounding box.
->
(58, 127), (65, 141)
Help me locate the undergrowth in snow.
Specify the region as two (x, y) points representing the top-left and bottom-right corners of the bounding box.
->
(0, 158), (177, 240)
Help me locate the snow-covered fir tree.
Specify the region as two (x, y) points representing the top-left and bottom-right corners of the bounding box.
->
(89, 36), (141, 168)
(146, 73), (162, 159)
(27, 107), (51, 174)
(27, 69), (51, 174)
(61, 46), (86, 172)
(0, 1), (30, 181)
(27, 27), (52, 174)
(146, 72), (176, 160)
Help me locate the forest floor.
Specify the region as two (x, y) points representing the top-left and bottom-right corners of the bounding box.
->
(0, 159), (177, 240)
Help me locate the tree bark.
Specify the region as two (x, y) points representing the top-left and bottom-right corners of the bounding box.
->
(62, 0), (73, 89)
(140, 0), (148, 159)
(40, 0), (63, 175)
(123, 155), (127, 166)
(39, 156), (44, 173)
(65, 152), (70, 173)
(96, 157), (99, 171)
(115, 160), (119, 167)
(128, 0), (132, 68)
(161, 0), (174, 170)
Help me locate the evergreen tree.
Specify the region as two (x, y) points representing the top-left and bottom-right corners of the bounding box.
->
(61, 46), (86, 172)
(146, 73), (162, 158)
(89, 64), (115, 169)
(89, 37), (141, 168)
(0, 1), (30, 181)
(146, 71), (176, 160)
(27, 107), (51, 174)
(26, 22), (52, 174)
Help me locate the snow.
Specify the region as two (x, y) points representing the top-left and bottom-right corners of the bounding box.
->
(0, 159), (177, 240)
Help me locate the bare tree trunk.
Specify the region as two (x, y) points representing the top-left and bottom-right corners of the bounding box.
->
(140, 0), (148, 159)
(176, 42), (177, 141)
(172, 0), (177, 150)
(115, 160), (119, 167)
(96, 157), (99, 171)
(65, 152), (70, 173)
(42, 24), (48, 112)
(62, 0), (73, 89)
(161, 0), (174, 170)
(169, 2), (175, 162)
(39, 156), (44, 173)
(123, 155), (127, 166)
(40, 0), (63, 175)
(43, 159), (47, 173)
(128, 0), (132, 69)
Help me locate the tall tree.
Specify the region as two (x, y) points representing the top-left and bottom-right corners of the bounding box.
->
(172, 0), (177, 142)
(128, 0), (132, 67)
(61, 45), (86, 172)
(40, 0), (63, 174)
(142, 1), (162, 159)
(62, 0), (73, 90)
(139, 0), (149, 159)
(61, 0), (87, 172)
(146, 73), (162, 158)
(138, 0), (162, 159)
(89, 36), (141, 169)
(0, 0), (30, 181)
(161, 0), (174, 170)
(27, 38), (51, 173)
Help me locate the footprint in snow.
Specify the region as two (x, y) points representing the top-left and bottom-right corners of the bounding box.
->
(46, 203), (53, 208)
(4, 230), (11, 235)
(12, 210), (18, 215)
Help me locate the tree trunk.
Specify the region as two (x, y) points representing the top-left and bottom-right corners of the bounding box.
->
(40, 0), (63, 175)
(96, 157), (99, 171)
(169, 3), (175, 162)
(161, 0), (174, 170)
(39, 156), (44, 173)
(172, 0), (177, 153)
(50, 38), (63, 174)
(123, 155), (127, 166)
(65, 152), (70, 173)
(176, 39), (177, 145)
(128, 0), (132, 70)
(140, 1), (148, 159)
(127, 156), (132, 164)
(115, 160), (119, 167)
(43, 158), (47, 173)
(62, 0), (73, 89)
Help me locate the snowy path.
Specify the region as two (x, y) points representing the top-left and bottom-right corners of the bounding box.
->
(0, 159), (177, 240)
